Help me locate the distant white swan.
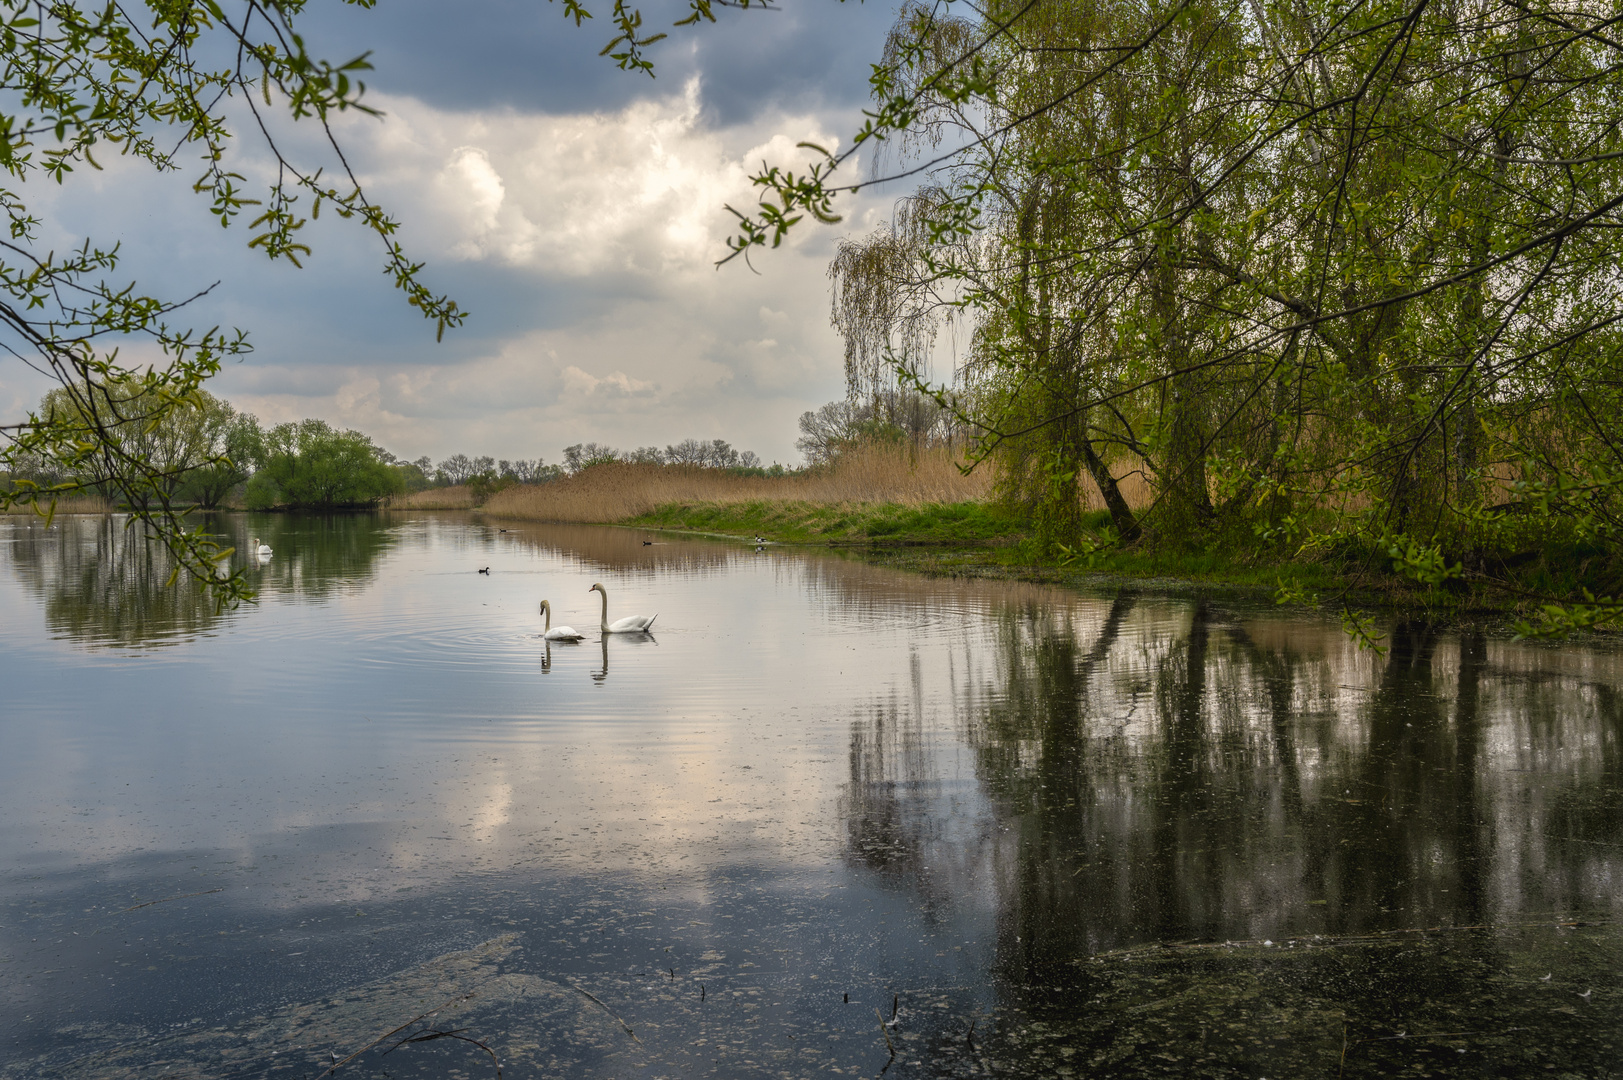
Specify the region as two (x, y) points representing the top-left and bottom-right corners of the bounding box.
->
(589, 582), (656, 633)
(253, 537), (272, 556)
(539, 600), (584, 642)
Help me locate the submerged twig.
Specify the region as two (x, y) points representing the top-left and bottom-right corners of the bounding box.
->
(312, 990), (478, 1079)
(119, 887), (224, 912)
(384, 1024), (501, 1079)
(1088, 919), (1611, 963)
(876, 1008), (896, 1057)
(568, 981), (641, 1043)
(1340, 1021), (1526, 1077)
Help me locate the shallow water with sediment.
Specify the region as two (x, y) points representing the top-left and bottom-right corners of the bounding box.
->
(2, 511), (1619, 1078)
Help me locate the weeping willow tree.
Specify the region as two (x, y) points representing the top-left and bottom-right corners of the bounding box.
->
(828, 187), (981, 452)
(799, 0), (1623, 633)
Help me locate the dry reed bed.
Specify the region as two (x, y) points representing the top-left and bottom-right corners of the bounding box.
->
(482, 445), (993, 523)
(2, 495), (113, 515)
(389, 485), (475, 510)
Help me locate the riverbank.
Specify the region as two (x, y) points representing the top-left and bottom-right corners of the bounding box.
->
(459, 455), (1609, 626)
(613, 500), (1584, 624)
(629, 498), (1024, 546)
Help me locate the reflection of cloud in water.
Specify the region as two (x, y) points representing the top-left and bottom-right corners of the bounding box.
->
(8, 519), (1623, 1078)
(468, 779), (514, 843)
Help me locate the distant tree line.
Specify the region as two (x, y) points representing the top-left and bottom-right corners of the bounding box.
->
(2, 382), (787, 509)
(796, 389), (965, 465)
(558, 439), (774, 473)
(428, 454), (560, 487)
(0, 385), (567, 511)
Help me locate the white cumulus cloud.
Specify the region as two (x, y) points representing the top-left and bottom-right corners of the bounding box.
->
(343, 78), (844, 281)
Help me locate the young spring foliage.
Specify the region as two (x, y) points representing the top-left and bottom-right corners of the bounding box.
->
(0, 0), (476, 604)
(788, 0), (1623, 634)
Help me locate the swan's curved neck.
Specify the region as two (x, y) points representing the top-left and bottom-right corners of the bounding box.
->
(541, 602), (550, 633)
(597, 587), (609, 631)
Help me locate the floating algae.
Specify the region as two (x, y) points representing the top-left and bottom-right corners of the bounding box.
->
(6, 935), (644, 1080)
(899, 922), (1623, 1080)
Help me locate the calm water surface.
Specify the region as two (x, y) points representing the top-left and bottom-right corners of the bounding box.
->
(1, 512), (1620, 1078)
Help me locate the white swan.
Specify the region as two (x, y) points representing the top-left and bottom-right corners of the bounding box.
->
(252, 537), (272, 556)
(539, 600), (584, 642)
(589, 582), (656, 633)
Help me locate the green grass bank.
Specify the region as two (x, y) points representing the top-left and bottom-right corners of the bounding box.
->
(624, 499), (1600, 625)
(627, 499), (1025, 546)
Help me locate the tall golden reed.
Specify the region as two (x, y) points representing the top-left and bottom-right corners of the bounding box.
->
(1, 494), (113, 515)
(480, 443), (992, 524)
(389, 484), (476, 510)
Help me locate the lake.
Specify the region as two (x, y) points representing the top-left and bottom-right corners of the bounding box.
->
(2, 511), (1619, 1078)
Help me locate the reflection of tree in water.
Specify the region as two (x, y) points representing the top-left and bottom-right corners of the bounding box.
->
(841, 593), (1623, 1075)
(8, 515), (235, 648)
(6, 512), (399, 647)
(966, 606), (1621, 955)
(238, 512), (396, 600)
(845, 702), (934, 882)
(842, 628), (1001, 931)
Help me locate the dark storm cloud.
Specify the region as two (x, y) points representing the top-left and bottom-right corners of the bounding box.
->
(300, 0), (899, 125)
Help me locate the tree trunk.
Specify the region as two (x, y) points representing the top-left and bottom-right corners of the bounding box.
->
(1080, 435), (1142, 543)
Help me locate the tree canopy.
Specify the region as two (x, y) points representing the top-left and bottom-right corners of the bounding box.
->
(749, 0), (1623, 637)
(246, 419), (401, 509)
(0, 0), (769, 604)
(0, 0), (474, 600)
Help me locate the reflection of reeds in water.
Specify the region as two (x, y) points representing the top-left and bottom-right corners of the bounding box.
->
(481, 445), (992, 524)
(485, 520), (743, 579)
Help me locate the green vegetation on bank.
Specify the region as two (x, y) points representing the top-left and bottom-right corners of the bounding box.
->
(631, 500), (1623, 626)
(244, 421), (404, 510)
(630, 499), (1023, 545)
(800, 0), (1623, 640)
(861, 540), (1536, 616)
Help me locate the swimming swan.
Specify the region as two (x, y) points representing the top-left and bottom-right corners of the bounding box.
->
(253, 537), (272, 556)
(589, 582), (656, 633)
(539, 600), (585, 642)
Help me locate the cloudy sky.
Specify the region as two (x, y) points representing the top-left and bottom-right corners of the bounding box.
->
(0, 0), (910, 466)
